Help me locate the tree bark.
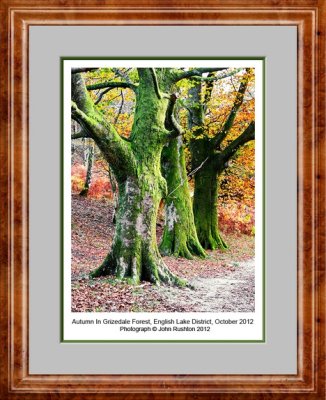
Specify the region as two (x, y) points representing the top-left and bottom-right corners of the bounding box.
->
(191, 138), (228, 250)
(90, 174), (184, 285)
(79, 139), (94, 197)
(193, 170), (228, 250)
(160, 137), (206, 259)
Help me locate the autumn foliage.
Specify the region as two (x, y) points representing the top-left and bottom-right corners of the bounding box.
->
(71, 162), (113, 199)
(218, 145), (255, 235)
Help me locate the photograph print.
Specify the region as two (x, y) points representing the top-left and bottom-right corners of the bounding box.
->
(63, 59), (264, 341)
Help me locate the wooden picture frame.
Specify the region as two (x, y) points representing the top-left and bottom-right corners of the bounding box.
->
(0, 0), (324, 398)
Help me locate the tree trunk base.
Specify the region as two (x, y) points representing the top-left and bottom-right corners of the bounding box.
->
(89, 176), (189, 287)
(160, 233), (206, 259)
(79, 188), (89, 197)
(198, 231), (228, 251)
(89, 247), (187, 287)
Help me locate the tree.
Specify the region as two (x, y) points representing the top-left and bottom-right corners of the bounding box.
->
(160, 135), (206, 259)
(79, 139), (95, 197)
(71, 67), (226, 285)
(159, 69), (244, 258)
(188, 69), (255, 250)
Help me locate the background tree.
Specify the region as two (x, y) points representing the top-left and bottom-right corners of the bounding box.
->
(187, 69), (255, 250)
(79, 138), (95, 196)
(159, 69), (244, 258)
(160, 136), (207, 259)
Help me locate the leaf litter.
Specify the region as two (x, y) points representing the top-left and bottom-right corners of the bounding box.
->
(71, 195), (255, 313)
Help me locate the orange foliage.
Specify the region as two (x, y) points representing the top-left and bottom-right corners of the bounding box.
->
(71, 164), (86, 192)
(219, 203), (255, 236)
(71, 163), (113, 199)
(88, 177), (112, 199)
(218, 144), (255, 236)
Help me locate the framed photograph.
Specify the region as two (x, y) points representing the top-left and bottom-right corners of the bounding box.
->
(63, 58), (263, 343)
(0, 1), (324, 398)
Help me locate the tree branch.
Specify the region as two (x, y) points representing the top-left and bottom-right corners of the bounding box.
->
(220, 121), (255, 165)
(172, 67), (228, 83)
(213, 70), (250, 148)
(191, 68), (244, 82)
(114, 91), (125, 124)
(71, 101), (94, 133)
(72, 68), (99, 74)
(71, 74), (136, 181)
(112, 68), (132, 84)
(150, 68), (163, 99)
(203, 73), (215, 111)
(165, 93), (183, 138)
(94, 87), (114, 105)
(71, 127), (89, 139)
(86, 81), (137, 92)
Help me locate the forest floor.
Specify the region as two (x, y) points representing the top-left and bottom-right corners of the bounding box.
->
(71, 195), (255, 313)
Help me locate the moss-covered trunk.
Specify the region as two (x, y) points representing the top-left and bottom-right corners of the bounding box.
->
(191, 138), (228, 250)
(160, 137), (206, 258)
(90, 174), (183, 285)
(193, 165), (228, 250)
(89, 68), (185, 285)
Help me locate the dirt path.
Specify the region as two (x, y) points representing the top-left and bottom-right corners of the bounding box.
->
(156, 259), (255, 312)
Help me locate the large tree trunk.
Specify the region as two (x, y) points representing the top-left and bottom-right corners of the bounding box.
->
(160, 137), (206, 258)
(191, 138), (228, 250)
(87, 69), (186, 286)
(90, 174), (184, 285)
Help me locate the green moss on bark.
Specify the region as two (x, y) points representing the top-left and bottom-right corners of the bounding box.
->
(191, 138), (228, 251)
(160, 137), (206, 259)
(90, 175), (186, 286)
